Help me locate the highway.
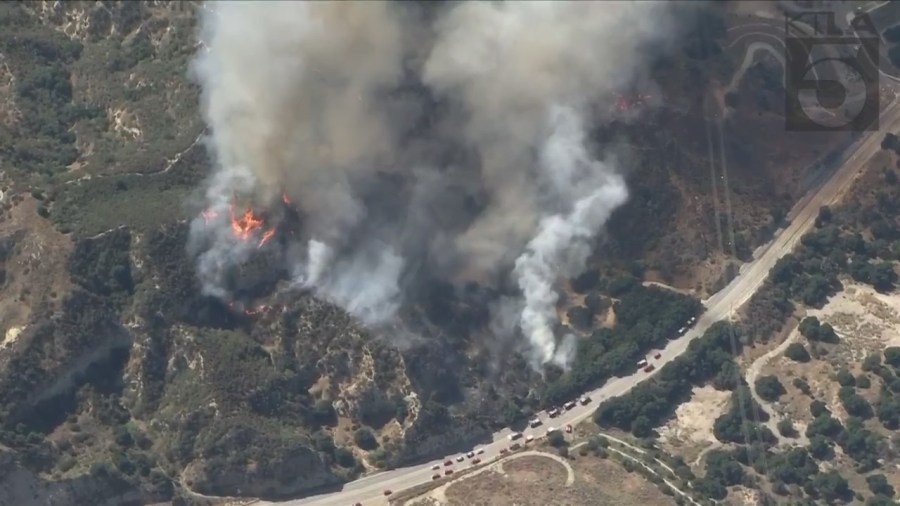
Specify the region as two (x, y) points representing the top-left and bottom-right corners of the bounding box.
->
(257, 96), (900, 506)
(255, 11), (900, 505)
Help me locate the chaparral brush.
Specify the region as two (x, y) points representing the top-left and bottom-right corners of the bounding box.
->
(187, 1), (687, 368)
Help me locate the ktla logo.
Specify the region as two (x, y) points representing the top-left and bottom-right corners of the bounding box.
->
(785, 10), (880, 132)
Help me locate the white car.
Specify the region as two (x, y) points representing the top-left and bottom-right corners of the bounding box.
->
(476, 448), (484, 455)
(525, 434), (535, 443)
(564, 401), (577, 410)
(456, 456), (465, 462)
(466, 451), (475, 458)
(579, 396), (591, 405)
(547, 427), (557, 435)
(529, 417), (542, 428)
(508, 432), (523, 441)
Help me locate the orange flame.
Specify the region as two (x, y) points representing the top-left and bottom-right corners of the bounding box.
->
(230, 205), (265, 241)
(258, 228), (276, 248)
(282, 192), (291, 206)
(244, 305), (268, 316)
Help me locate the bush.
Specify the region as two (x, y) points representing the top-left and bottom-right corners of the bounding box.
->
(784, 342), (810, 363)
(548, 430), (567, 448)
(857, 375), (871, 389)
(799, 317), (839, 343)
(335, 447), (356, 468)
(839, 387), (872, 419)
(867, 473), (895, 497)
(353, 427), (379, 451)
(777, 418), (796, 438)
(885, 347), (900, 367)
(810, 400), (830, 418)
(755, 375), (786, 402)
(793, 377), (811, 395)
(836, 368), (856, 387)
(312, 399), (336, 425)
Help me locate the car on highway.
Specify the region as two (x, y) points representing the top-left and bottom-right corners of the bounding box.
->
(579, 395), (591, 405)
(476, 448), (485, 455)
(444, 469), (454, 476)
(432, 473), (441, 480)
(548, 407), (560, 417)
(644, 364), (655, 373)
(653, 351), (662, 359)
(529, 417), (542, 428)
(456, 455), (465, 462)
(525, 434), (535, 443)
(384, 490), (392, 496)
(637, 358), (648, 368)
(510, 442), (522, 451)
(432, 464), (440, 470)
(547, 427), (557, 435)
(564, 400), (577, 410)
(472, 457), (481, 465)
(565, 424), (572, 433)
(443, 459), (452, 466)
(466, 451), (475, 458)
(500, 448), (509, 454)
(508, 432), (523, 441)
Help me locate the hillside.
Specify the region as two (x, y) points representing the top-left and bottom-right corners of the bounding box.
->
(0, 2), (860, 504)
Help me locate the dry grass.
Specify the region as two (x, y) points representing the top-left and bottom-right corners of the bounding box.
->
(0, 194), (73, 352)
(405, 452), (675, 506)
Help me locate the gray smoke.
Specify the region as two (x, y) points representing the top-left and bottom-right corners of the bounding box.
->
(189, 0), (681, 367)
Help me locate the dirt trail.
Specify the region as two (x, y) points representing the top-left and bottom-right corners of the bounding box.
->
(745, 328), (809, 446)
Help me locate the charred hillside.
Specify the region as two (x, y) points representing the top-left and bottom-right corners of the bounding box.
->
(0, 1), (857, 504)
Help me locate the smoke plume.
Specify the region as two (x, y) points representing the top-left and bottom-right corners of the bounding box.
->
(189, 1), (680, 367)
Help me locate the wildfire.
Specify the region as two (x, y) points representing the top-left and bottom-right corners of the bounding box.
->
(227, 203), (278, 248)
(226, 300), (271, 317)
(282, 192), (291, 206)
(616, 93), (652, 113)
(230, 205), (265, 240)
(201, 209), (218, 224)
(244, 305), (269, 316)
(258, 228), (276, 248)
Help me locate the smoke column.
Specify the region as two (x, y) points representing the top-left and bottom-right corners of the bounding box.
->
(189, 1), (680, 367)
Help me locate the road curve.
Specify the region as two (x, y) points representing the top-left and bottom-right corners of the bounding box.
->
(258, 87), (900, 506)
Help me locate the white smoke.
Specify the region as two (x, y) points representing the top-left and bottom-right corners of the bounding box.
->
(515, 106), (629, 366)
(189, 0), (682, 368)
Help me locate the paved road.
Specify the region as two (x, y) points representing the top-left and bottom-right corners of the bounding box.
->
(258, 95), (900, 506)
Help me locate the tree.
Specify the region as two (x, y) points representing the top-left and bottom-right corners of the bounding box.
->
(857, 375), (871, 389)
(863, 353), (882, 372)
(353, 427), (379, 450)
(313, 430), (335, 454)
(806, 414), (844, 439)
(705, 450), (744, 486)
(885, 347), (900, 367)
(312, 399), (336, 425)
(816, 206), (832, 227)
(809, 470), (852, 503)
(777, 418), (797, 438)
(755, 375), (786, 402)
(808, 435), (834, 460)
(547, 430), (567, 448)
(799, 316), (821, 339)
(867, 474), (895, 497)
(836, 368), (856, 387)
(839, 387), (872, 419)
(810, 400), (830, 418)
(335, 447), (356, 468)
(784, 343), (811, 363)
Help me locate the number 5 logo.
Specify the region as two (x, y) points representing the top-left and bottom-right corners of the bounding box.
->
(785, 34), (880, 132)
